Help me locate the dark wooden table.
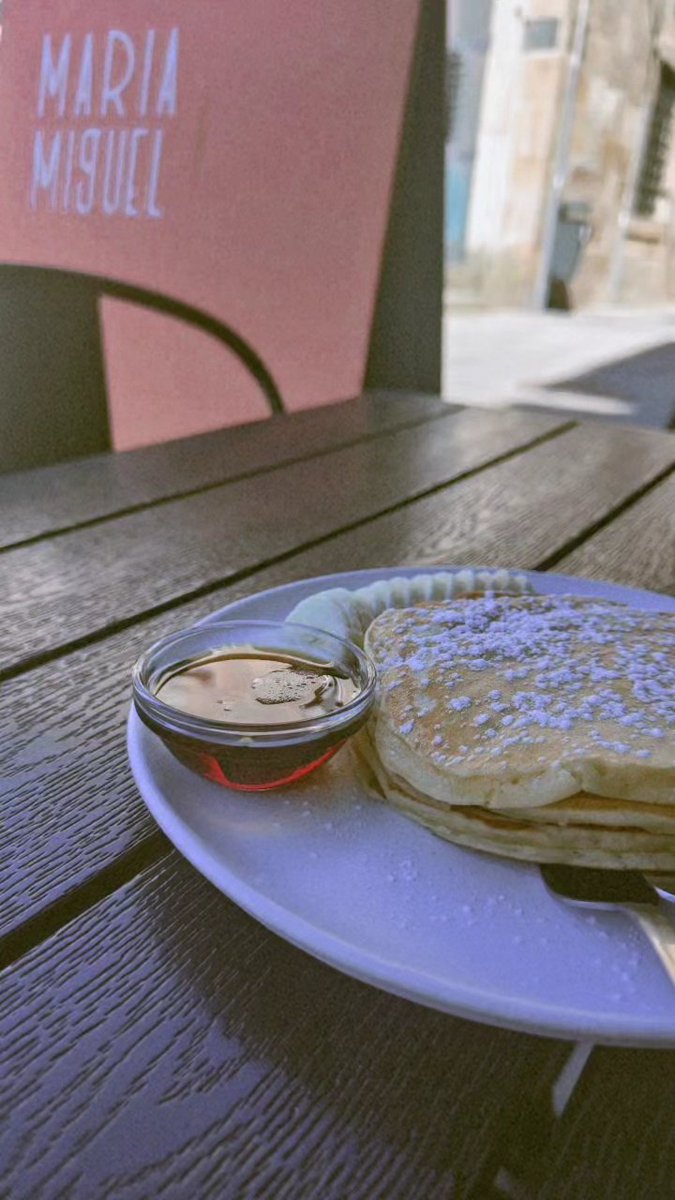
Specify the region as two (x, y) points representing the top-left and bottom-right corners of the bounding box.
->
(2, 393), (674, 1200)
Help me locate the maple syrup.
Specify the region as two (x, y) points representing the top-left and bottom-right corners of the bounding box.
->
(156, 651), (358, 727)
(132, 621), (376, 791)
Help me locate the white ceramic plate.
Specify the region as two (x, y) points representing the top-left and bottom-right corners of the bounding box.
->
(127, 567), (675, 1046)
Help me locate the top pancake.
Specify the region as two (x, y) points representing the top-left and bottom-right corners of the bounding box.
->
(364, 594), (675, 810)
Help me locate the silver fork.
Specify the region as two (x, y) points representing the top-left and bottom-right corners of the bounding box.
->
(540, 864), (675, 988)
(645, 873), (675, 902)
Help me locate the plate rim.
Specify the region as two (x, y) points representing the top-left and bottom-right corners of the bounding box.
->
(127, 565), (675, 1045)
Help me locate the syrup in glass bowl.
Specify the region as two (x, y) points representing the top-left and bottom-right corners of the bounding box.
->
(132, 619), (376, 790)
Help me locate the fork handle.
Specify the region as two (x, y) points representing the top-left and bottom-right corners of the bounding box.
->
(631, 905), (675, 987)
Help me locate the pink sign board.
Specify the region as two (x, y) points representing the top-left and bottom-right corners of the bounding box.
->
(0, 1), (419, 450)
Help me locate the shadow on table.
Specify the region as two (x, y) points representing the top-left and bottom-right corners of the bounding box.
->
(547, 341), (675, 431)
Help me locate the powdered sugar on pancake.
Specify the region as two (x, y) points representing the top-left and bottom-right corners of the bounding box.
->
(285, 568), (534, 647)
(365, 595), (675, 810)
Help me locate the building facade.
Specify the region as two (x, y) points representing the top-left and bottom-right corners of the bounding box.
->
(447, 0), (675, 307)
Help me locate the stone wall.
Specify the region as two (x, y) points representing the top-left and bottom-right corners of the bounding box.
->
(460, 0), (572, 306)
(449, 0), (675, 308)
(567, 0), (667, 306)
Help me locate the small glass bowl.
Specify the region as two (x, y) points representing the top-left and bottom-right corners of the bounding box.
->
(132, 619), (377, 791)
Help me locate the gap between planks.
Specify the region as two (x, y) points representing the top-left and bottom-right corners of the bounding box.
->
(0, 404), (458, 555)
(0, 418), (573, 685)
(536, 460), (675, 572)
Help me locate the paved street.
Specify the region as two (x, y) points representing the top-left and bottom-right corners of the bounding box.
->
(442, 307), (675, 428)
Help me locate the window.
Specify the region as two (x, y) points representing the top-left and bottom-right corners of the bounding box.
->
(634, 64), (675, 217)
(523, 18), (559, 52)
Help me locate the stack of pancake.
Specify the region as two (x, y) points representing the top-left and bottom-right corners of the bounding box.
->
(354, 593), (675, 869)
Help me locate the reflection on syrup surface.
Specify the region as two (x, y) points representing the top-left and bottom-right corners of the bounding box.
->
(156, 651), (360, 727)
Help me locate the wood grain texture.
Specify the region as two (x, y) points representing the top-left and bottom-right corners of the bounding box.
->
(3, 416), (675, 1199)
(0, 407), (564, 674)
(0, 393), (451, 549)
(536, 1045), (675, 1200)
(0, 853), (569, 1200)
(555, 470), (675, 595)
(243, 421), (673, 581)
(3, 419), (674, 941)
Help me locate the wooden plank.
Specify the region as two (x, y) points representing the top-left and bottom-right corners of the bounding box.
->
(2, 419), (673, 944)
(0, 852), (568, 1200)
(535, 1045), (675, 1200)
(294, 422), (673, 584)
(554, 471), (675, 595)
(0, 407), (565, 675)
(0, 392), (452, 549)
